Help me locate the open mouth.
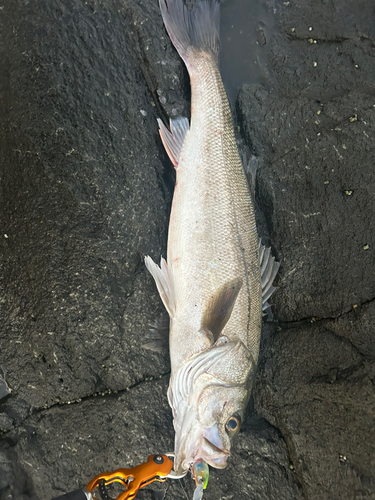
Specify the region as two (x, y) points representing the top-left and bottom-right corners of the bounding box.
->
(203, 437), (230, 455)
(202, 423), (230, 456)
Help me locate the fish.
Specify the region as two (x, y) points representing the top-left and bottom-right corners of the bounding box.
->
(145, 0), (279, 474)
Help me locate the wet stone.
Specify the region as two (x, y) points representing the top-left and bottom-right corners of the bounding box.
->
(1, 0), (374, 499)
(254, 319), (375, 500)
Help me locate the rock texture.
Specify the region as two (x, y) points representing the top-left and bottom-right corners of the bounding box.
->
(238, 1), (375, 498)
(0, 0), (374, 499)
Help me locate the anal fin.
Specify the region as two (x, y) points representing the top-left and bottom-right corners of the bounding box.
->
(157, 117), (189, 167)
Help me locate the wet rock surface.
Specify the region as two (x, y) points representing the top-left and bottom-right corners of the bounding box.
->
(0, 1), (373, 499)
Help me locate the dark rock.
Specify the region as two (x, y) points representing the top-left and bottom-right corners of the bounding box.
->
(2, 379), (174, 499)
(0, 0), (172, 415)
(255, 316), (375, 500)
(0, 367), (11, 401)
(0, 0), (374, 499)
(237, 3), (375, 321)
(325, 300), (375, 358)
(1, 378), (298, 500)
(237, 2), (375, 498)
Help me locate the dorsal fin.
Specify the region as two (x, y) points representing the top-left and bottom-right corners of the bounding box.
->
(145, 256), (176, 318)
(259, 240), (280, 317)
(201, 278), (243, 343)
(157, 117), (189, 168)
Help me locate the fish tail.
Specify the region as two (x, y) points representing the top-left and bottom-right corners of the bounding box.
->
(159, 0), (220, 67)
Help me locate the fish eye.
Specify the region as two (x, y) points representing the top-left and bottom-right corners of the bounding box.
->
(225, 414), (241, 434)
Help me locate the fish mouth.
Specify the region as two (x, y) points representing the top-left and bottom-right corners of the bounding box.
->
(207, 455), (229, 468)
(173, 424), (230, 473)
(202, 423), (229, 455)
(203, 423), (229, 455)
(174, 437), (229, 473)
(203, 437), (229, 455)
(202, 437), (229, 469)
(201, 423), (230, 469)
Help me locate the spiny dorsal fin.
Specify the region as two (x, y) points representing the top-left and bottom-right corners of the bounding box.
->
(157, 117), (189, 168)
(142, 313), (169, 352)
(259, 239), (280, 317)
(201, 277), (243, 343)
(145, 256), (176, 318)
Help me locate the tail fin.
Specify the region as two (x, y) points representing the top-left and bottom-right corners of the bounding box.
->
(159, 0), (220, 65)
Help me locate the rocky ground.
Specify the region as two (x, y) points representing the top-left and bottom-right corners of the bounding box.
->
(0, 0), (374, 499)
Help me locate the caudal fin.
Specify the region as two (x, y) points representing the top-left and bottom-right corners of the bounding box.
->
(159, 0), (220, 66)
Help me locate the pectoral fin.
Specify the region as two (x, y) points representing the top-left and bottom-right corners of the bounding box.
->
(201, 278), (243, 343)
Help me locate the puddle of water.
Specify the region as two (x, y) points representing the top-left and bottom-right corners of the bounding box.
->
(220, 0), (276, 105)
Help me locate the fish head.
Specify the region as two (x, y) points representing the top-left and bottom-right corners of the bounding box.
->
(169, 340), (255, 473)
(197, 383), (249, 468)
